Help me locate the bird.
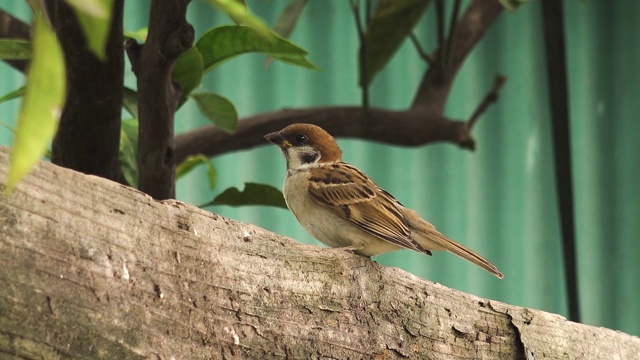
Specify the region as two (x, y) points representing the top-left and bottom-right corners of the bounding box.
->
(264, 123), (503, 279)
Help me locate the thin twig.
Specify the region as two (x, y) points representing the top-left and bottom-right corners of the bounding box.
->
(365, 0), (371, 28)
(467, 75), (507, 130)
(435, 0), (445, 68)
(350, 0), (369, 108)
(409, 32), (434, 65)
(445, 0), (462, 64)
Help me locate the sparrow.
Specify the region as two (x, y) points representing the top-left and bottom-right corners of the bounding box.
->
(264, 123), (503, 279)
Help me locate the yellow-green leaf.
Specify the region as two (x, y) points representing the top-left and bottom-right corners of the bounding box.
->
(66, 0), (114, 60)
(196, 26), (318, 72)
(119, 118), (138, 187)
(65, 0), (109, 17)
(6, 13), (66, 194)
(192, 92), (238, 133)
(204, 0), (272, 40)
(204, 183), (287, 209)
(176, 154), (217, 189)
(0, 40), (32, 60)
(172, 47), (204, 107)
(122, 87), (138, 118)
(124, 27), (148, 42)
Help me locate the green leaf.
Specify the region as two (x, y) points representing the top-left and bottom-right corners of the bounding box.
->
(172, 47), (204, 107)
(196, 25), (319, 72)
(176, 154), (217, 189)
(361, 0), (430, 87)
(0, 40), (32, 59)
(204, 0), (272, 39)
(192, 92), (238, 133)
(124, 27), (148, 42)
(273, 0), (308, 38)
(122, 87), (138, 118)
(205, 183), (287, 209)
(0, 87), (26, 104)
(119, 118), (138, 187)
(6, 12), (66, 193)
(65, 0), (114, 60)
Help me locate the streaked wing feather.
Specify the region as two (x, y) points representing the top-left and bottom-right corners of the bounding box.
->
(308, 163), (425, 253)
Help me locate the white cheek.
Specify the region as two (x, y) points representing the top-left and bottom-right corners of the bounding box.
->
(285, 146), (319, 170)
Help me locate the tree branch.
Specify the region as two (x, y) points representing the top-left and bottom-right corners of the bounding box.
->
(411, 0), (503, 113)
(127, 0), (194, 199)
(445, 0), (462, 63)
(2, 148), (640, 358)
(409, 32), (433, 65)
(350, 0), (369, 107)
(175, 107), (475, 164)
(46, 0), (126, 184)
(467, 74), (507, 131)
(173, 0), (506, 164)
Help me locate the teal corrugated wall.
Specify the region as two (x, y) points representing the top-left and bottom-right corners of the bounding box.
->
(0, 1), (638, 337)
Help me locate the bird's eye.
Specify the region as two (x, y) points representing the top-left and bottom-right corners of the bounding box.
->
(295, 134), (307, 143)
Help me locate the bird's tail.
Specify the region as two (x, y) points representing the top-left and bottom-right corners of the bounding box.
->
(403, 208), (504, 279)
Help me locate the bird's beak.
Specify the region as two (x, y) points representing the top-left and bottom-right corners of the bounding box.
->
(264, 131), (292, 148)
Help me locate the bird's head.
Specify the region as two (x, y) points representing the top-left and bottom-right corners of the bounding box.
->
(264, 123), (343, 169)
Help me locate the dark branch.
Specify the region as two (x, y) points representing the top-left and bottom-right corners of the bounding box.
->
(541, 0), (579, 323)
(175, 107), (475, 164)
(445, 0), (462, 63)
(0, 9), (31, 72)
(467, 74), (507, 131)
(174, 0), (506, 164)
(350, 0), (369, 108)
(435, 0), (444, 68)
(130, 0), (193, 199)
(47, 0), (126, 183)
(409, 32), (433, 65)
(411, 0), (503, 113)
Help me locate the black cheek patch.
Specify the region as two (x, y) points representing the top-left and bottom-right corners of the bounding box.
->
(300, 152), (320, 164)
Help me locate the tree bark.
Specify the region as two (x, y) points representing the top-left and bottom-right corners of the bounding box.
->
(1, 147), (639, 359)
(126, 0), (194, 200)
(46, 0), (126, 184)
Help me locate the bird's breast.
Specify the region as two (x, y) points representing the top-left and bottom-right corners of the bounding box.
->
(282, 169), (401, 255)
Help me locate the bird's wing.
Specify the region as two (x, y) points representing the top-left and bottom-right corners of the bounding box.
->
(307, 162), (429, 254)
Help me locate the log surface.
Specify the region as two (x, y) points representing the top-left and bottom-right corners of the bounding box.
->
(0, 147), (638, 359)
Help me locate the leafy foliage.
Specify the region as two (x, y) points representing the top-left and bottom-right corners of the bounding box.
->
(119, 118), (138, 187)
(65, 0), (114, 60)
(204, 0), (272, 38)
(0, 40), (31, 59)
(6, 9), (66, 193)
(122, 87), (139, 118)
(192, 93), (238, 133)
(1, 0), (462, 207)
(361, 0), (430, 86)
(196, 25), (318, 71)
(204, 183), (288, 209)
(172, 47), (204, 105)
(176, 154), (217, 189)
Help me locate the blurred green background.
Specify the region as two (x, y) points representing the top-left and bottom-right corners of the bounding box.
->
(1, 1), (638, 337)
